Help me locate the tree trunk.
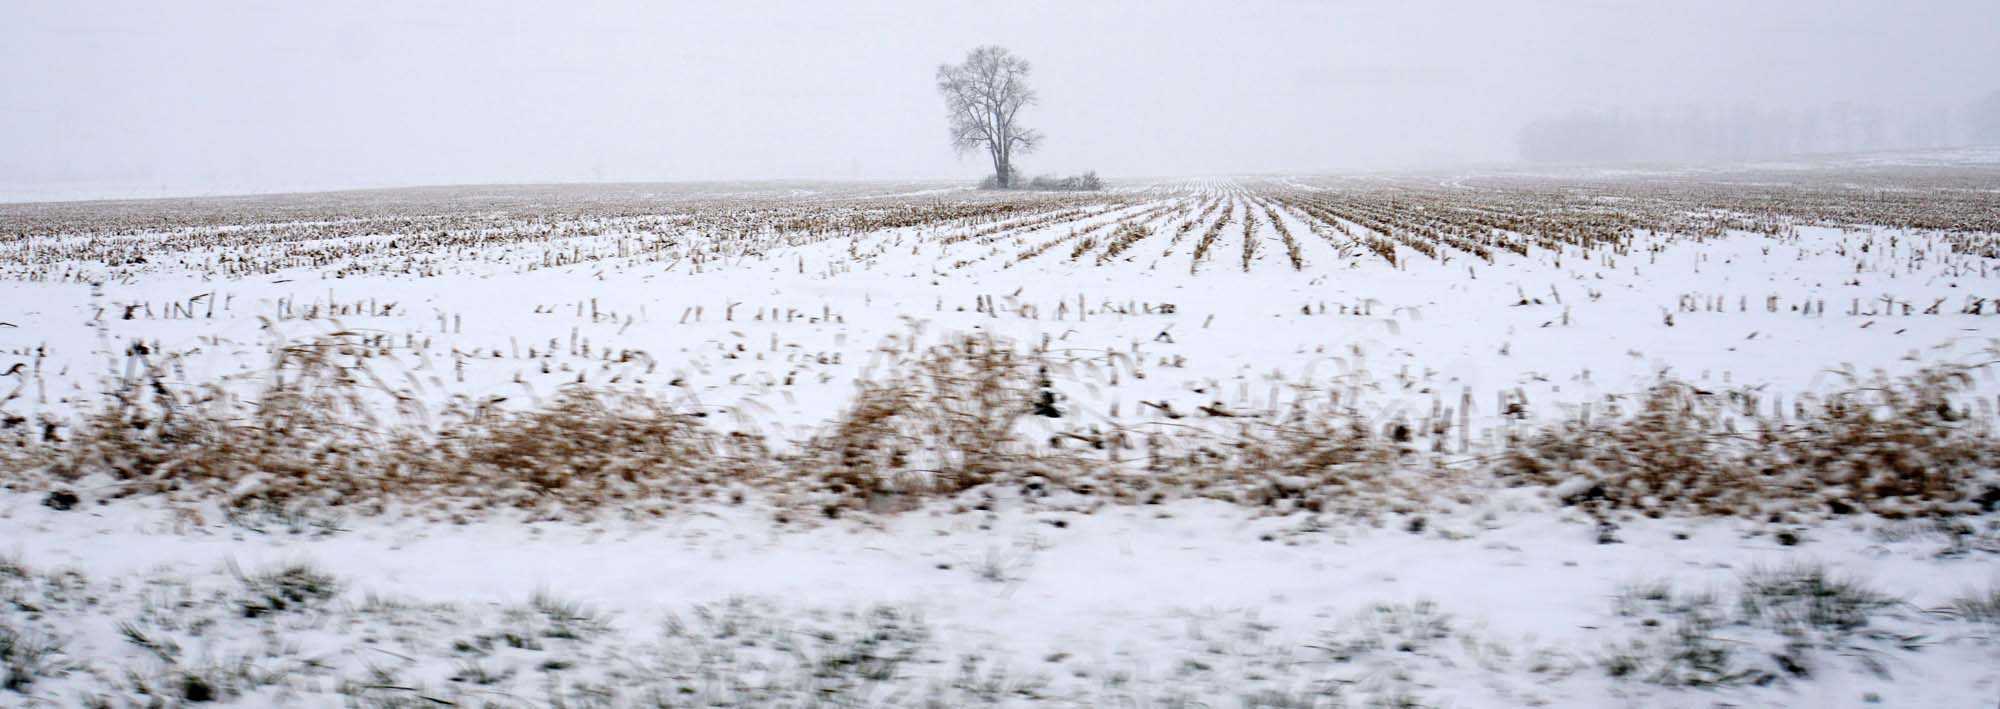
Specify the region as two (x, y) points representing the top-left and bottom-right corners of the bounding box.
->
(1001, 139), (1012, 187)
(990, 107), (1010, 188)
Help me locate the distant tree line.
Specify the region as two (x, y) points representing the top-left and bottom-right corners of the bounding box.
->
(1519, 94), (2000, 164)
(1975, 90), (2000, 145)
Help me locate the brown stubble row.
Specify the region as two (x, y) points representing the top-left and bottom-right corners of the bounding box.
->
(8, 174), (1995, 285)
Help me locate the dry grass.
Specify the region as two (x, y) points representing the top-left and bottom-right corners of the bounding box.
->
(1501, 359), (2000, 520)
(24, 332), (748, 519)
(39, 335), (395, 510)
(432, 387), (752, 514)
(5, 329), (1996, 524)
(783, 333), (1074, 515)
(1138, 399), (1429, 517)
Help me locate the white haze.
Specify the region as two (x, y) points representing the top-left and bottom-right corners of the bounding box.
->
(3, 0), (1997, 201)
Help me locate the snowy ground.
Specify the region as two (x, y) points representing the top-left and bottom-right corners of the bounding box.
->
(3, 166), (1999, 706)
(4, 493), (1998, 706)
(5, 189), (1994, 444)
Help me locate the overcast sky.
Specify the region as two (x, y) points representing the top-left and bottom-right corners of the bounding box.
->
(3, 0), (1996, 200)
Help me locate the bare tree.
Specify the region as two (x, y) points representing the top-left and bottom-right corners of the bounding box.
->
(937, 46), (1041, 189)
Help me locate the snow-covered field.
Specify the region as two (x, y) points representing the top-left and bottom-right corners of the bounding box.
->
(2, 165), (1999, 706)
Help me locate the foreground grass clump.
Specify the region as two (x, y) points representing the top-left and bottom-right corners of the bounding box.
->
(431, 386), (756, 511)
(784, 333), (1071, 515)
(40, 337), (400, 509)
(23, 333), (762, 519)
(234, 561), (341, 618)
(1940, 585), (2000, 627)
(1141, 397), (1423, 518)
(1502, 360), (2000, 520)
(0, 617), (68, 693)
(1603, 564), (1916, 687)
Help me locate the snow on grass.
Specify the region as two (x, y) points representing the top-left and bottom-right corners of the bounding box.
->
(2, 496), (1998, 706)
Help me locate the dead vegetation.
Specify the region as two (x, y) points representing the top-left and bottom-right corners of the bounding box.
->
(1501, 357), (2000, 520)
(5, 170), (2000, 524)
(6, 327), (1995, 525)
(1602, 564), (1920, 688)
(24, 331), (749, 519)
(783, 333), (1067, 516)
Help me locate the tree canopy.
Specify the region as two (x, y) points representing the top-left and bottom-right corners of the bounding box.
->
(937, 46), (1040, 189)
